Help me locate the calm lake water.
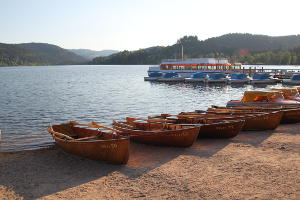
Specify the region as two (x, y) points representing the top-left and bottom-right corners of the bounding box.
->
(0, 65), (295, 152)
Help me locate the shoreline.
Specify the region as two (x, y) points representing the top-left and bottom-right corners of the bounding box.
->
(1, 123), (299, 199)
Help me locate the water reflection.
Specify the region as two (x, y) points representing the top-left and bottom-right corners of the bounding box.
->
(0, 65), (292, 151)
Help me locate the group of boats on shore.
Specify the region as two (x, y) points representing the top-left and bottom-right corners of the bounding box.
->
(48, 87), (300, 164)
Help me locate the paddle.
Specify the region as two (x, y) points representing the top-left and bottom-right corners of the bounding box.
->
(70, 121), (122, 133)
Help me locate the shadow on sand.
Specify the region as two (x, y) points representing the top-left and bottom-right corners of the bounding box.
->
(1, 123), (297, 199)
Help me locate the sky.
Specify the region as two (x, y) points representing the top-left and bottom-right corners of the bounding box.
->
(1, 0), (300, 51)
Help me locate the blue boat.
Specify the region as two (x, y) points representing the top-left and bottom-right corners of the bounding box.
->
(228, 73), (250, 84)
(185, 72), (208, 83)
(283, 74), (300, 85)
(250, 73), (277, 84)
(157, 72), (185, 82)
(144, 72), (163, 81)
(207, 73), (228, 83)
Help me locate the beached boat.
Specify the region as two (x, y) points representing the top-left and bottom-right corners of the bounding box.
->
(228, 73), (250, 84)
(178, 111), (282, 131)
(227, 91), (300, 107)
(282, 74), (300, 85)
(150, 114), (244, 138)
(207, 73), (229, 83)
(250, 73), (277, 84)
(157, 72), (185, 82)
(112, 119), (200, 147)
(213, 105), (300, 124)
(185, 72), (208, 83)
(144, 72), (163, 81)
(212, 105), (300, 124)
(48, 121), (129, 164)
(147, 58), (242, 78)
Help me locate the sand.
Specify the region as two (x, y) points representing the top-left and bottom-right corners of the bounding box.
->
(0, 123), (299, 200)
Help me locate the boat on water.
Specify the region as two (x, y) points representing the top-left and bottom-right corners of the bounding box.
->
(207, 73), (229, 83)
(227, 91), (300, 107)
(282, 74), (300, 85)
(250, 73), (277, 84)
(228, 73), (250, 84)
(178, 111), (282, 131)
(112, 119), (200, 147)
(185, 72), (208, 83)
(48, 121), (130, 164)
(147, 58), (242, 78)
(157, 72), (185, 82)
(144, 72), (163, 81)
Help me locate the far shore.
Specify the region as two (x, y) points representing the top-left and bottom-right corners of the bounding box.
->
(1, 123), (299, 199)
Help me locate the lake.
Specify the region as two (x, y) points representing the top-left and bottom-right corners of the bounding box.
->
(0, 65), (293, 151)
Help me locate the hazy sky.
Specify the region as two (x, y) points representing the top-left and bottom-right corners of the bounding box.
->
(1, 0), (299, 51)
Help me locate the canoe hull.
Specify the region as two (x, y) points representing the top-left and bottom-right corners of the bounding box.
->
(112, 121), (200, 147)
(241, 112), (282, 130)
(199, 120), (244, 138)
(50, 125), (129, 164)
(205, 111), (282, 130)
(223, 105), (300, 124)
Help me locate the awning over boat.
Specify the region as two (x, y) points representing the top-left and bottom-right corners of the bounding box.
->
(291, 74), (300, 81)
(241, 91), (284, 103)
(191, 72), (207, 79)
(149, 72), (163, 77)
(230, 73), (248, 80)
(163, 72), (178, 78)
(252, 73), (271, 80)
(208, 73), (226, 80)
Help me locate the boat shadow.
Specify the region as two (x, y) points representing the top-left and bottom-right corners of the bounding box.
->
(0, 126), (282, 199)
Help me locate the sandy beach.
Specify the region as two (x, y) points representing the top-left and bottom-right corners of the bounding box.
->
(1, 123), (299, 200)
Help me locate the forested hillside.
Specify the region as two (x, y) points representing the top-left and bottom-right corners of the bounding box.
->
(0, 43), (87, 66)
(91, 33), (300, 65)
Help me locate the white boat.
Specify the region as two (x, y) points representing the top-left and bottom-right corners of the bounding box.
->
(207, 73), (229, 83)
(157, 72), (185, 82)
(250, 73), (277, 84)
(185, 72), (208, 83)
(147, 58), (242, 78)
(228, 73), (250, 84)
(144, 72), (163, 81)
(282, 74), (300, 85)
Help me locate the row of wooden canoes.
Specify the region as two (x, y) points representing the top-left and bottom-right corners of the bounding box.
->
(47, 105), (300, 164)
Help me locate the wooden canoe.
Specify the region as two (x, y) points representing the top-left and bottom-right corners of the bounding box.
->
(149, 115), (244, 138)
(112, 120), (200, 147)
(48, 122), (129, 164)
(178, 111), (282, 131)
(211, 105), (300, 124)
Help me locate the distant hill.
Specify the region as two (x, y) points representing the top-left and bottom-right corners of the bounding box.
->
(0, 43), (87, 66)
(90, 33), (300, 65)
(69, 49), (119, 60)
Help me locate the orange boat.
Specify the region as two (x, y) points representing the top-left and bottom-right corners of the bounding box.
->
(48, 121), (129, 164)
(272, 88), (300, 101)
(178, 111), (282, 131)
(112, 119), (200, 147)
(227, 91), (300, 107)
(149, 114), (244, 138)
(214, 104), (300, 124)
